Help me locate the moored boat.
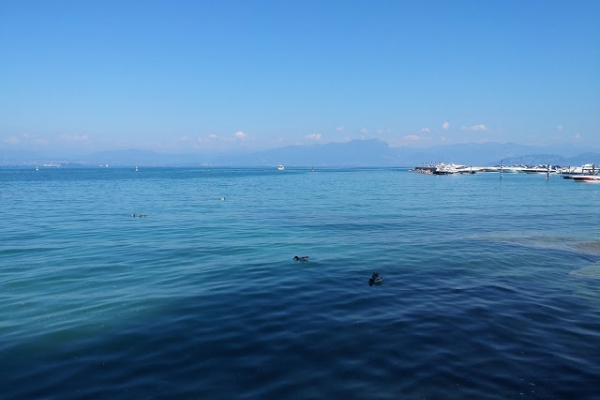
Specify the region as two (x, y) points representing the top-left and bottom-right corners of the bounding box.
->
(432, 163), (477, 175)
(558, 163), (597, 178)
(521, 164), (557, 174)
(499, 165), (525, 173)
(572, 175), (600, 183)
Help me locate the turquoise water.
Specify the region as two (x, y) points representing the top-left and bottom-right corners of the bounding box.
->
(1, 167), (599, 399)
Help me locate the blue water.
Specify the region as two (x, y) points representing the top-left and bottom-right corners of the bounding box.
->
(1, 167), (599, 399)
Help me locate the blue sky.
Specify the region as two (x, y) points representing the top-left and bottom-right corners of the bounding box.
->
(1, 0), (598, 155)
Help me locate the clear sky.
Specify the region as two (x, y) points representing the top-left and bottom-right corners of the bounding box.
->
(1, 0), (598, 155)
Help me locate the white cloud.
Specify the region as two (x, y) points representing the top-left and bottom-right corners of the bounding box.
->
(180, 136), (190, 141)
(574, 134), (581, 139)
(442, 122), (450, 130)
(5, 137), (19, 144)
(421, 127), (430, 133)
(208, 134), (218, 139)
(556, 125), (563, 131)
(387, 134), (433, 147)
(59, 134), (88, 141)
(461, 124), (488, 132)
(360, 128), (368, 134)
(335, 126), (344, 132)
(234, 130), (247, 139)
(305, 133), (322, 141)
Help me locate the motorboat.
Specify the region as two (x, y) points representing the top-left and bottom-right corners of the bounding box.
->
(498, 165), (525, 173)
(278, 165), (284, 171)
(453, 165), (477, 174)
(558, 164), (597, 178)
(433, 163), (475, 175)
(479, 166), (500, 172)
(572, 175), (600, 183)
(521, 165), (557, 174)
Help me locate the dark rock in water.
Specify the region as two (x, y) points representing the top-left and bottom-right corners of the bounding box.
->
(576, 241), (600, 255)
(294, 256), (309, 262)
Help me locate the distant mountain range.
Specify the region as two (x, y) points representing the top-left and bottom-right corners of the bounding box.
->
(1, 140), (599, 167)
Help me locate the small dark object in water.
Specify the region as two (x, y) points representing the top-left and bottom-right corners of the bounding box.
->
(294, 256), (309, 262)
(369, 272), (383, 286)
(139, 214), (147, 218)
(130, 214), (136, 217)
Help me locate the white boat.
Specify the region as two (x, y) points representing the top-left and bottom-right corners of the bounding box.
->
(521, 165), (557, 174)
(499, 166), (525, 173)
(479, 166), (499, 172)
(433, 163), (477, 175)
(454, 165), (477, 174)
(278, 165), (284, 171)
(558, 164), (597, 178)
(572, 175), (600, 183)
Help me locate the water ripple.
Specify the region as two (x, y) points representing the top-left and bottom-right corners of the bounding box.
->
(2, 168), (600, 399)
